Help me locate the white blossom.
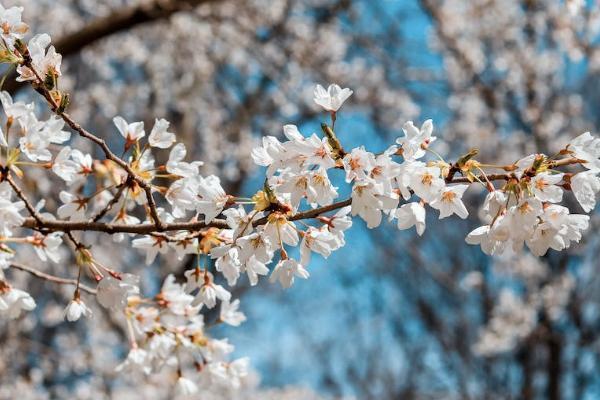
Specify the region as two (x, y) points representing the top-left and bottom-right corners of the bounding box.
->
(0, 5), (28, 47)
(207, 357), (250, 388)
(63, 299), (92, 322)
(195, 175), (229, 223)
(243, 255), (270, 286)
(396, 119), (436, 161)
(351, 182), (398, 228)
(16, 34), (61, 82)
(0, 182), (25, 236)
(185, 271), (231, 309)
(466, 222), (508, 256)
(220, 299), (246, 326)
(32, 232), (63, 263)
(96, 274), (140, 311)
(115, 348), (151, 375)
(159, 275), (196, 315)
(408, 164), (445, 202)
(57, 191), (86, 220)
(568, 132), (600, 171)
(530, 172), (563, 203)
(571, 171), (600, 212)
(0, 286), (36, 319)
(313, 83), (353, 112)
(166, 143), (203, 177)
(269, 258), (309, 288)
(0, 91), (33, 121)
(429, 184), (469, 219)
(148, 118), (176, 148)
(132, 235), (169, 265)
(113, 116), (145, 146)
(175, 377), (198, 396)
(299, 227), (339, 266)
(395, 202), (426, 236)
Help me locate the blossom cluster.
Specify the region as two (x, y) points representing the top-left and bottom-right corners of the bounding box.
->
(0, 3), (598, 394)
(112, 274), (248, 395)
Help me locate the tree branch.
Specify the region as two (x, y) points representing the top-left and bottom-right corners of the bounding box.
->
(5, 174), (44, 225)
(9, 263), (96, 295)
(17, 156), (583, 236)
(90, 180), (128, 223)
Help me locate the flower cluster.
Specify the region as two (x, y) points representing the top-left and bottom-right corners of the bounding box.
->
(465, 144), (598, 257)
(113, 275), (249, 394)
(0, 4), (598, 394)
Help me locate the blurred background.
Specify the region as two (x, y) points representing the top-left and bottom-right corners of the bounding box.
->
(2, 0), (600, 399)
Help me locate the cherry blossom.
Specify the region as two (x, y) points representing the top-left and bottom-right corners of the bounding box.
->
(113, 116), (145, 150)
(132, 235), (169, 265)
(31, 232), (63, 263)
(63, 298), (92, 322)
(166, 142), (203, 177)
(176, 376), (199, 396)
(52, 147), (93, 183)
(269, 258), (309, 288)
(195, 175), (230, 223)
(408, 164), (445, 202)
(395, 202), (427, 236)
(0, 284), (36, 319)
(16, 33), (61, 82)
(0, 91), (32, 121)
(220, 299), (246, 326)
(0, 9), (600, 394)
(530, 172), (564, 203)
(115, 348), (151, 375)
(313, 83), (353, 112)
(57, 191), (87, 220)
(96, 274), (140, 311)
(571, 171), (600, 212)
(0, 5), (28, 47)
(243, 255), (270, 286)
(568, 132), (600, 171)
(148, 118), (176, 149)
(0, 182), (25, 236)
(185, 270), (231, 309)
(429, 184), (469, 219)
(396, 119), (436, 161)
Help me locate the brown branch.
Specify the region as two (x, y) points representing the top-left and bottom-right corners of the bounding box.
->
(21, 217), (226, 234)
(90, 181), (128, 223)
(252, 198), (353, 227)
(9, 263), (96, 295)
(5, 174), (44, 225)
(19, 199), (353, 235)
(17, 157), (584, 235)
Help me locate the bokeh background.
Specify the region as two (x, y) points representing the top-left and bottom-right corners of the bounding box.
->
(2, 0), (600, 399)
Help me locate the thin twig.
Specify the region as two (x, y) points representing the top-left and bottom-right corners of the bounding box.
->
(9, 263), (96, 295)
(6, 175), (44, 224)
(90, 181), (128, 223)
